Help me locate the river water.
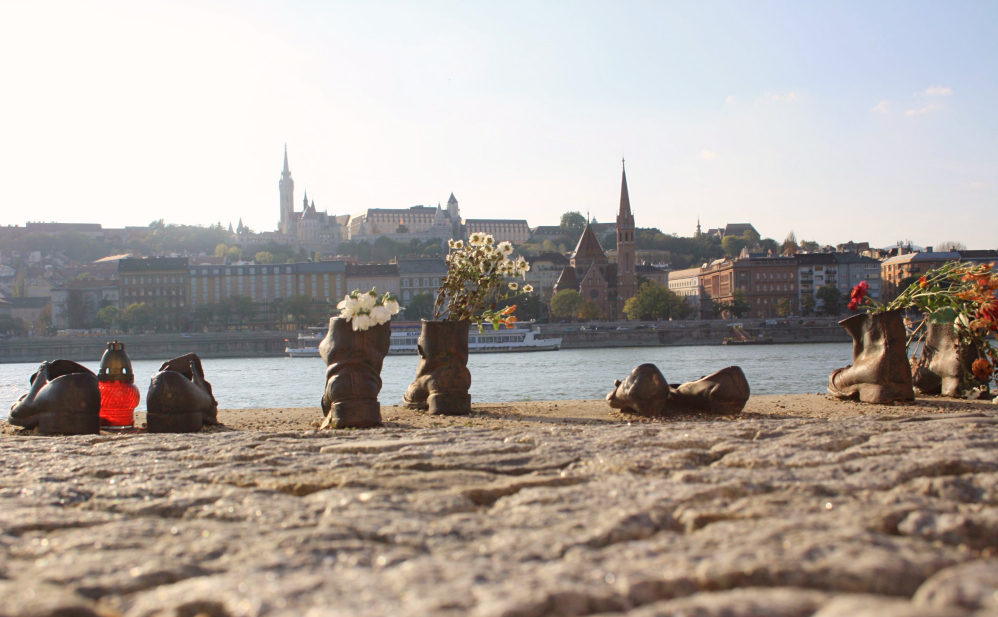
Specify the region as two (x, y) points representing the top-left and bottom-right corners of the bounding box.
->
(0, 343), (854, 418)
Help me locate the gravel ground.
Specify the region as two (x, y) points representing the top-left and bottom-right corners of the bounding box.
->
(2, 395), (998, 616)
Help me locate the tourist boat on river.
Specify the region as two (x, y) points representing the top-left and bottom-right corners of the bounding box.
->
(285, 322), (561, 357)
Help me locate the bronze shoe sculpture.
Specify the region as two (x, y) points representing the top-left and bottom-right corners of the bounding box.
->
(403, 320), (472, 415)
(607, 364), (750, 416)
(912, 322), (983, 397)
(319, 317), (391, 429)
(828, 309), (914, 404)
(8, 360), (101, 434)
(606, 363), (671, 415)
(669, 366), (751, 415)
(146, 354), (218, 433)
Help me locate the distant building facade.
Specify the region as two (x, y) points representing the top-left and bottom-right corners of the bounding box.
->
(525, 252), (570, 301)
(119, 257), (189, 331)
(188, 261), (345, 306)
(464, 219), (530, 245)
(345, 264), (399, 297)
(398, 258), (448, 306)
(348, 199), (460, 244)
(701, 255), (798, 318)
(668, 267), (705, 318)
(636, 263), (669, 287)
(881, 250), (998, 301)
(50, 280), (119, 330)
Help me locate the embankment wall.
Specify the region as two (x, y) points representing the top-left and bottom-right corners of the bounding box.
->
(0, 332), (290, 364)
(0, 318), (852, 363)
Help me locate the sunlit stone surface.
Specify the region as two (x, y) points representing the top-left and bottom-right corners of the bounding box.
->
(2, 406), (998, 616)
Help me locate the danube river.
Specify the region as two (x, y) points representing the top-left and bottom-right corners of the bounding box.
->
(0, 343), (854, 418)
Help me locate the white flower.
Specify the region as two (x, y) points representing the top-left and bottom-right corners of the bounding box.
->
(508, 282), (519, 291)
(351, 313), (372, 331)
(337, 295), (358, 318)
(454, 239), (464, 249)
(370, 305), (392, 325)
(469, 233), (484, 246)
(523, 284), (534, 293)
(357, 292), (376, 311)
(383, 299), (400, 315)
(484, 234), (495, 246)
(497, 241), (513, 256)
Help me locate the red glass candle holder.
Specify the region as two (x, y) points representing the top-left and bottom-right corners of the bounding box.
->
(97, 340), (139, 430)
(99, 380), (141, 429)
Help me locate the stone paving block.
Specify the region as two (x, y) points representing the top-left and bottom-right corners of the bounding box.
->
(2, 408), (997, 615)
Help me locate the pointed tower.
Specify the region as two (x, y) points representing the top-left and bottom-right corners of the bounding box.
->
(446, 193), (462, 240)
(279, 145), (295, 234)
(237, 218), (244, 234)
(570, 223), (608, 276)
(615, 160), (637, 310)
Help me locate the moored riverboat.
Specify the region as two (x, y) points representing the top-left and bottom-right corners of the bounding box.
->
(286, 322), (561, 357)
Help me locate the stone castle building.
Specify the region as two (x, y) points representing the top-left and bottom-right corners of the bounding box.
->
(347, 193), (462, 243)
(553, 163), (638, 319)
(228, 146), (534, 257)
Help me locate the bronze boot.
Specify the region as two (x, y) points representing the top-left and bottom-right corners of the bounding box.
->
(146, 354), (218, 433)
(828, 309), (915, 404)
(913, 322), (982, 397)
(320, 317), (391, 428)
(670, 366), (750, 415)
(9, 360), (101, 435)
(606, 363), (671, 416)
(403, 320), (472, 415)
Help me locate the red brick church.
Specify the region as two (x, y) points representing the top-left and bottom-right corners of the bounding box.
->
(553, 162), (638, 319)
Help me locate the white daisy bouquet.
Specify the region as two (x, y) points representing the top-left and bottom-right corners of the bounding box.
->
(434, 233), (534, 331)
(337, 288), (401, 331)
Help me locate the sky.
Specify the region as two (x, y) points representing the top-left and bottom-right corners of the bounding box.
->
(0, 1), (995, 249)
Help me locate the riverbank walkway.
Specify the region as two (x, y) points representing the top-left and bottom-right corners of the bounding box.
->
(2, 395), (997, 616)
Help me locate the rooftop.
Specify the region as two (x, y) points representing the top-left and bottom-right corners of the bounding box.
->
(118, 257), (189, 272)
(346, 264), (399, 277)
(296, 261), (347, 274)
(397, 258), (448, 274)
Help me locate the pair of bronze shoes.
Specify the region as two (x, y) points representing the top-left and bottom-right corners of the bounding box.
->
(607, 364), (751, 416)
(8, 354), (218, 435)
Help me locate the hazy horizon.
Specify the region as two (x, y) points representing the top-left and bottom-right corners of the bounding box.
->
(1, 1), (995, 250)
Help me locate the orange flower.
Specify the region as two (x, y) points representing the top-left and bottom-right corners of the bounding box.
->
(500, 305), (517, 316)
(972, 358), (994, 382)
(978, 301), (998, 331)
(503, 316), (518, 328)
(918, 276), (928, 289)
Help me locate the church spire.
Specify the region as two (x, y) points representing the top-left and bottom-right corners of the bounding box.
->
(282, 144), (289, 175)
(619, 159), (632, 220)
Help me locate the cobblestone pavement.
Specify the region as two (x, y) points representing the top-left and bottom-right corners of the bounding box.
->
(3, 408), (998, 616)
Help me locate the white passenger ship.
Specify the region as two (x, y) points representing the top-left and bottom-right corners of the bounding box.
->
(285, 322), (561, 357)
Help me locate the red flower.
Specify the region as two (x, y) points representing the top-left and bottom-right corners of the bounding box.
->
(848, 280), (869, 311)
(919, 276), (928, 289)
(972, 358), (993, 382)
